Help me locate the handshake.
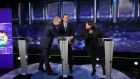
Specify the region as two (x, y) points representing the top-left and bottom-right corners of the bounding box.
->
(67, 36), (74, 44)
(67, 36), (74, 41)
(58, 36), (74, 44)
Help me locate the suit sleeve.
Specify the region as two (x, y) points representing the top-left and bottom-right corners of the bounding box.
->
(40, 26), (52, 48)
(98, 29), (107, 38)
(70, 23), (74, 36)
(58, 25), (63, 36)
(51, 29), (60, 37)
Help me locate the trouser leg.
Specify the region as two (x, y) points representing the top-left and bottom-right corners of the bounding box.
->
(68, 45), (73, 73)
(42, 48), (52, 72)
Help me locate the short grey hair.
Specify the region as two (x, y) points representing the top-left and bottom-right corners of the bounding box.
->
(53, 16), (61, 23)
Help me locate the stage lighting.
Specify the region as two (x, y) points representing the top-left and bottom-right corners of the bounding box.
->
(17, 56), (28, 60)
(96, 64), (99, 67)
(17, 57), (20, 60)
(134, 61), (139, 66)
(96, 57), (99, 61)
(26, 55), (28, 58)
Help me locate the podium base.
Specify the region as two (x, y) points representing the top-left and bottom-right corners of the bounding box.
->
(13, 74), (32, 79)
(105, 78), (113, 79)
(58, 75), (73, 79)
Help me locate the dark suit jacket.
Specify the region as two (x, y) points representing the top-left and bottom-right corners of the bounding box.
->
(75, 28), (106, 49)
(59, 22), (74, 44)
(41, 23), (60, 49)
(59, 22), (74, 37)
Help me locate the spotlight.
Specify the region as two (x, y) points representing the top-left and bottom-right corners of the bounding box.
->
(96, 57), (99, 61)
(26, 55), (28, 58)
(17, 57), (20, 60)
(17, 56), (28, 60)
(134, 61), (139, 66)
(96, 64), (99, 67)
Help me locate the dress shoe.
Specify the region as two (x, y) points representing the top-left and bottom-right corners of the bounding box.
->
(38, 68), (45, 72)
(91, 71), (96, 76)
(70, 69), (73, 73)
(101, 75), (106, 78)
(47, 72), (58, 75)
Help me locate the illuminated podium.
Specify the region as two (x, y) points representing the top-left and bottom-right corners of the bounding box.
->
(102, 38), (114, 79)
(13, 37), (31, 78)
(58, 37), (72, 79)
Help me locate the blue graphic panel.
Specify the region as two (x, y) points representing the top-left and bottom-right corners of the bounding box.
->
(0, 9), (13, 68)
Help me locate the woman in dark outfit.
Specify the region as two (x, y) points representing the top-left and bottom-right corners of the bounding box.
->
(71, 21), (106, 76)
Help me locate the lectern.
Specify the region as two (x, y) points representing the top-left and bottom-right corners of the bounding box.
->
(13, 37), (31, 78)
(58, 37), (72, 79)
(103, 38), (114, 78)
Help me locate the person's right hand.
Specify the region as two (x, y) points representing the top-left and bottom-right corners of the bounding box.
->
(67, 36), (73, 41)
(67, 36), (74, 44)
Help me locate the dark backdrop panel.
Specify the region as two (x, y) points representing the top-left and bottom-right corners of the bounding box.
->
(48, 2), (59, 21)
(32, 2), (45, 23)
(62, 1), (75, 22)
(98, 0), (112, 19)
(78, 1), (92, 22)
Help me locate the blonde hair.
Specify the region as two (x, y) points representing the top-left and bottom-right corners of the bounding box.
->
(53, 16), (61, 23)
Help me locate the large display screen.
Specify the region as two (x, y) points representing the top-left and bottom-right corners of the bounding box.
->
(0, 8), (13, 68)
(72, 23), (140, 53)
(102, 23), (140, 53)
(13, 1), (140, 53)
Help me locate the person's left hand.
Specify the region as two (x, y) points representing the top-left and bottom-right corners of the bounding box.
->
(67, 36), (74, 44)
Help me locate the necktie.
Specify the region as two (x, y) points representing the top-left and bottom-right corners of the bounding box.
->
(64, 23), (67, 31)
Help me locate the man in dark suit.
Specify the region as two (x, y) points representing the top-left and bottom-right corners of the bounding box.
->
(38, 16), (61, 75)
(71, 21), (106, 77)
(59, 14), (74, 73)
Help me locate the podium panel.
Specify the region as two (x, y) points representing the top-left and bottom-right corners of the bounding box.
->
(59, 37), (69, 77)
(104, 38), (114, 78)
(18, 39), (28, 75)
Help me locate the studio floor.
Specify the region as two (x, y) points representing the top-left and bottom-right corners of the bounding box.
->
(0, 63), (131, 79)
